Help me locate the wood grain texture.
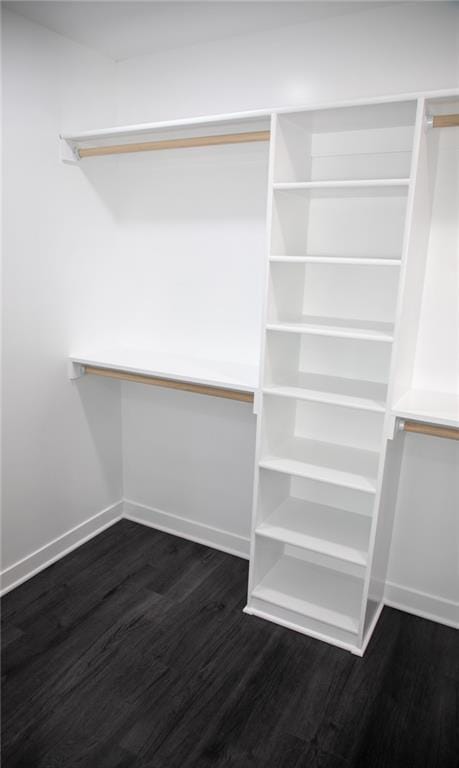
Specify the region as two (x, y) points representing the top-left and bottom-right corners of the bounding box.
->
(432, 114), (459, 129)
(78, 130), (271, 157)
(402, 420), (459, 441)
(2, 520), (458, 767)
(84, 366), (254, 403)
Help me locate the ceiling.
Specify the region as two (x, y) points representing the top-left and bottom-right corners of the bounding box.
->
(3, 1), (392, 62)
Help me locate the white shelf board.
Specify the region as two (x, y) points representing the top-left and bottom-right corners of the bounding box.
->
(266, 317), (394, 343)
(62, 110), (271, 144)
(393, 389), (459, 429)
(273, 179), (410, 191)
(251, 555), (362, 634)
(269, 256), (401, 266)
(69, 348), (259, 394)
(263, 373), (387, 412)
(256, 497), (371, 566)
(260, 437), (379, 494)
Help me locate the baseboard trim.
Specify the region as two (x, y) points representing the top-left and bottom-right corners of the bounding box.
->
(3, 503), (457, 636)
(0, 501), (123, 596)
(384, 581), (459, 629)
(123, 499), (250, 560)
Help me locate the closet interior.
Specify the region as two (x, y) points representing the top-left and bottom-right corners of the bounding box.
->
(62, 91), (458, 655)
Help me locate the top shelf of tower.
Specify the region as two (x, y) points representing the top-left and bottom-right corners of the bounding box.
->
(273, 100), (418, 184)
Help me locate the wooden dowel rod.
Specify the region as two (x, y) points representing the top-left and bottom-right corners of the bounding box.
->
(84, 365), (254, 404)
(78, 130), (271, 158)
(432, 114), (459, 129)
(402, 420), (459, 441)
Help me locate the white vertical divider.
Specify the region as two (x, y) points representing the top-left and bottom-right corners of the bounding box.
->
(358, 98), (427, 648)
(246, 113), (278, 599)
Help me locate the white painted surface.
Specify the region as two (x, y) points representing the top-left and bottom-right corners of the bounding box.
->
(70, 349), (258, 393)
(386, 433), (459, 626)
(4, 1), (372, 62)
(1, 10), (123, 570)
(114, 3), (458, 124)
(121, 383), (257, 542)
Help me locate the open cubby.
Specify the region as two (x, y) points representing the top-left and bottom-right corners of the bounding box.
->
(256, 470), (372, 568)
(267, 261), (399, 339)
(271, 186), (408, 258)
(264, 330), (391, 411)
(259, 394), (383, 493)
(274, 100), (416, 183)
(251, 537), (364, 640)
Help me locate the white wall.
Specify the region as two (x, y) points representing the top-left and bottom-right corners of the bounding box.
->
(115, 2), (459, 124)
(1, 10), (123, 589)
(115, 2), (459, 619)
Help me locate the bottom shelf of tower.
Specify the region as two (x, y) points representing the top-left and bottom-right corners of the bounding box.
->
(245, 543), (367, 654)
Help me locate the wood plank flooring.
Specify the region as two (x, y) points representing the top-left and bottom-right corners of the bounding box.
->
(2, 520), (458, 767)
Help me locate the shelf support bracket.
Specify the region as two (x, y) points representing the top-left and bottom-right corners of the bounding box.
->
(60, 137), (80, 164)
(68, 360), (85, 380)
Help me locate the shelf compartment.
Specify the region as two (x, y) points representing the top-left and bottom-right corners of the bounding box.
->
(268, 259), (399, 332)
(264, 331), (390, 411)
(251, 544), (363, 634)
(273, 100), (416, 183)
(256, 497), (371, 567)
(260, 396), (382, 493)
(271, 184), (408, 259)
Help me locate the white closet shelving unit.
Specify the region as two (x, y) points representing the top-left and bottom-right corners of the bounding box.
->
(63, 90), (458, 655)
(246, 96), (431, 655)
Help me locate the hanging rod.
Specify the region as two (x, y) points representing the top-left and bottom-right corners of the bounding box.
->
(84, 365), (254, 403)
(77, 130), (271, 158)
(400, 419), (459, 441)
(430, 114), (459, 129)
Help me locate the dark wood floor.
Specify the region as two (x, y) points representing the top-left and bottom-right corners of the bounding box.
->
(2, 520), (458, 767)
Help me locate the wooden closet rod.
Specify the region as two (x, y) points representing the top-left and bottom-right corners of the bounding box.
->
(432, 114), (459, 129)
(84, 365), (254, 404)
(78, 130), (271, 158)
(401, 420), (459, 441)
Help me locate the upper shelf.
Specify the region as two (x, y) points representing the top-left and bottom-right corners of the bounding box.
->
(393, 389), (459, 429)
(60, 112), (271, 162)
(69, 349), (259, 402)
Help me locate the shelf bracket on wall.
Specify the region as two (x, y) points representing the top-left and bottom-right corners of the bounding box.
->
(68, 360), (85, 379)
(59, 137), (80, 164)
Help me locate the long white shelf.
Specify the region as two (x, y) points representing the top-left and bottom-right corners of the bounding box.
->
(266, 317), (394, 343)
(263, 373), (387, 412)
(62, 110), (271, 143)
(269, 255), (402, 266)
(260, 437), (379, 493)
(393, 389), (459, 429)
(69, 348), (258, 394)
(256, 498), (371, 566)
(251, 556), (362, 634)
(273, 179), (410, 191)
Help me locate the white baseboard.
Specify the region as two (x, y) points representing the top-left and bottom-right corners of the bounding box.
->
(384, 581), (459, 629)
(3, 502), (456, 636)
(0, 501), (123, 596)
(123, 499), (250, 560)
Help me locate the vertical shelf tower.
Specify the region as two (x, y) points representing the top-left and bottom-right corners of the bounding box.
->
(246, 97), (423, 654)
